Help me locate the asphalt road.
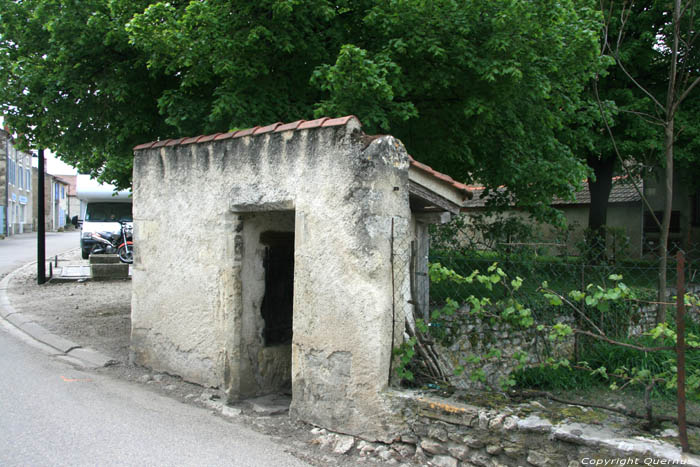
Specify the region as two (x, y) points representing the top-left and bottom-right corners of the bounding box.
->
(0, 325), (309, 466)
(0, 230), (310, 466)
(0, 230), (80, 278)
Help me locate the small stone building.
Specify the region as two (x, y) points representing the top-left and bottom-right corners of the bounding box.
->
(131, 116), (468, 439)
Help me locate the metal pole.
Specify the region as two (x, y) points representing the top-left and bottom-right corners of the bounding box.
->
(37, 149), (45, 284)
(675, 250), (688, 452)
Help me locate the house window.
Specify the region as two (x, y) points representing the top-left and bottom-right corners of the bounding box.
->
(26, 169), (31, 191)
(644, 210), (681, 233)
(61, 186), (65, 199)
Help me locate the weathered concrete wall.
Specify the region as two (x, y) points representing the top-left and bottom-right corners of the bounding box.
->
(132, 119), (413, 439)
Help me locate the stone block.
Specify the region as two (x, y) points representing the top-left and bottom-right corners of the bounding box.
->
(462, 435), (485, 449)
(527, 450), (549, 466)
(89, 254), (122, 264)
(428, 455), (457, 467)
(428, 425), (448, 442)
(420, 439), (447, 455)
(486, 444), (503, 455)
(333, 435), (355, 454)
(91, 263), (129, 279)
(392, 443), (416, 458)
(447, 445), (469, 461)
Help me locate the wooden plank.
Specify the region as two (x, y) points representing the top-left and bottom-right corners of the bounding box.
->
(409, 181), (461, 214)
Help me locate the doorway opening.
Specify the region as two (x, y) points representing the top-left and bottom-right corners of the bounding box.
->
(260, 231), (295, 347)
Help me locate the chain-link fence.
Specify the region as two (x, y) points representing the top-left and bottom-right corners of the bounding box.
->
(390, 213), (700, 390)
(429, 217), (700, 336)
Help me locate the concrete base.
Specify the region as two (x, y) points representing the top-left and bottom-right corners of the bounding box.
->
(90, 254), (129, 279)
(89, 254), (122, 264)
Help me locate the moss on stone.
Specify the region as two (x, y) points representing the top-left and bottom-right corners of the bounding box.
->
(452, 390), (510, 410)
(549, 405), (608, 424)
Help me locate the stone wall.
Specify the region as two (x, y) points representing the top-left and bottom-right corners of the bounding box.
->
(310, 391), (699, 466)
(430, 308), (574, 391)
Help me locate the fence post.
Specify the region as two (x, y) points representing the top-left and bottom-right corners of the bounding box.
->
(675, 250), (688, 452)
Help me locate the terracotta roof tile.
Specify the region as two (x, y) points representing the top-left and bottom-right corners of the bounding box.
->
(407, 155), (471, 197)
(214, 131), (238, 141)
(197, 134), (221, 143)
(151, 139), (171, 149)
(274, 120), (305, 132)
(235, 127), (259, 138)
(322, 116), (357, 127)
(133, 142), (155, 150)
(181, 136), (202, 145)
(166, 138), (187, 146)
(253, 123), (282, 135)
(298, 118), (329, 130)
(133, 116), (468, 197)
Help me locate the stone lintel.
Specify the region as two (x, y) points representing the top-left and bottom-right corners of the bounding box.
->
(229, 200), (295, 212)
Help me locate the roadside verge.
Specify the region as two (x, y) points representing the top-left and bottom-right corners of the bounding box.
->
(0, 256), (117, 369)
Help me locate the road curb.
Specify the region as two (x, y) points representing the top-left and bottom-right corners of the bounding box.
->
(0, 255), (118, 369)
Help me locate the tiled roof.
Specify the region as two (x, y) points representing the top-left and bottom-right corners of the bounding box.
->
(134, 115), (471, 197)
(407, 155), (471, 197)
(463, 177), (642, 208)
(555, 177), (642, 205)
(133, 116), (358, 150)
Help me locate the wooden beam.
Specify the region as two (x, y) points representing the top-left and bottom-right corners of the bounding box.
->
(409, 181), (461, 214)
(414, 212), (452, 225)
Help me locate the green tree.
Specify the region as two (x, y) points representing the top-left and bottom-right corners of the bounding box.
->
(2, 0), (601, 212)
(0, 0), (175, 188)
(595, 0), (700, 321)
(571, 1), (665, 257)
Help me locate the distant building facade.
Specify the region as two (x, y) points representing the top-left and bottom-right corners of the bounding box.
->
(57, 174), (80, 221)
(1, 127), (34, 236)
(31, 167), (70, 232)
(51, 176), (69, 230)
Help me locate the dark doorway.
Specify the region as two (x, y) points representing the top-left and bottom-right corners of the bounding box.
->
(260, 231), (294, 346)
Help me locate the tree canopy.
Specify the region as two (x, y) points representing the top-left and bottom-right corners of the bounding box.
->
(1, 0), (601, 216)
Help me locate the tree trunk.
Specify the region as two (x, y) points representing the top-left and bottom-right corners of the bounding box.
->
(657, 119), (674, 324)
(586, 154), (616, 262)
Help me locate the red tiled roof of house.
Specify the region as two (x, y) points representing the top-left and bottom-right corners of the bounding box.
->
(134, 116), (471, 197)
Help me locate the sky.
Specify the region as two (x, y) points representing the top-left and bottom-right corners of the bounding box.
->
(31, 150), (79, 176)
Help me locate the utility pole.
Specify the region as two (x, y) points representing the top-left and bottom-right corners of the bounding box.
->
(37, 148), (45, 284)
